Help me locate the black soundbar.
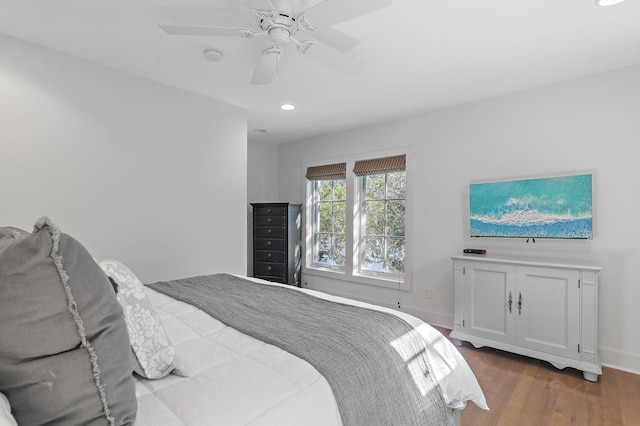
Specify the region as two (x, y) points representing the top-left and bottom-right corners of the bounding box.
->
(463, 248), (487, 255)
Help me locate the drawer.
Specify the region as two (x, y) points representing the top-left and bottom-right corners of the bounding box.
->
(254, 206), (287, 216)
(254, 215), (286, 226)
(254, 262), (285, 277)
(254, 275), (287, 285)
(254, 239), (286, 251)
(254, 226), (286, 238)
(255, 251), (285, 263)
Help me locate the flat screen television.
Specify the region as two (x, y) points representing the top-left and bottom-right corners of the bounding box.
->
(469, 173), (593, 239)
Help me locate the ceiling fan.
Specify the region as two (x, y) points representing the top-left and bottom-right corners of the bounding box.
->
(159, 0), (392, 85)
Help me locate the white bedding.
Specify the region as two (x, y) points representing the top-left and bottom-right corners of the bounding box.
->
(135, 277), (487, 425)
(136, 288), (342, 425)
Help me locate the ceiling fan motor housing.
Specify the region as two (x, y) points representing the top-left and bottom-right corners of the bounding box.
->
(258, 13), (299, 46)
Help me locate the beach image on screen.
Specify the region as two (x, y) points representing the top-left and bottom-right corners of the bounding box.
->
(470, 174), (593, 239)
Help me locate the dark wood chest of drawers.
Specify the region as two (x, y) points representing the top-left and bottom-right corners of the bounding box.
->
(251, 203), (301, 287)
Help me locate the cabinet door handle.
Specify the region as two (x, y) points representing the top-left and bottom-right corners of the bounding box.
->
(508, 292), (513, 314)
(266, 218), (272, 223)
(518, 292), (523, 315)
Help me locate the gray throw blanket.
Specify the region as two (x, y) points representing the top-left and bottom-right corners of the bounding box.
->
(148, 274), (450, 426)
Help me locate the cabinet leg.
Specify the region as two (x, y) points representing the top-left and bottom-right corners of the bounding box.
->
(583, 371), (599, 382)
(451, 338), (462, 347)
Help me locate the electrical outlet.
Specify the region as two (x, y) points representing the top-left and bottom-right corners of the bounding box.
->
(424, 288), (432, 300)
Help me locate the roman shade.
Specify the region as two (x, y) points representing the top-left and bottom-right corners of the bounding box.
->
(305, 162), (346, 180)
(353, 154), (406, 176)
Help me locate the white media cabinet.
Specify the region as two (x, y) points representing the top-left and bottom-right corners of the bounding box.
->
(450, 254), (602, 381)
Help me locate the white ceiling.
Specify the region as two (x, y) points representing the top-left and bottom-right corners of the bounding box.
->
(1, 0), (639, 144)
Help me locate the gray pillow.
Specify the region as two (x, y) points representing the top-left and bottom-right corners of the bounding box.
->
(0, 226), (28, 240)
(0, 218), (137, 425)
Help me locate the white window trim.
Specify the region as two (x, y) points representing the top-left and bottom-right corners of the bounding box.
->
(308, 179), (347, 272)
(302, 147), (413, 291)
(353, 172), (406, 282)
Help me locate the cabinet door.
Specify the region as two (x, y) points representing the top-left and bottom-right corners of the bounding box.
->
(463, 262), (516, 345)
(515, 266), (580, 360)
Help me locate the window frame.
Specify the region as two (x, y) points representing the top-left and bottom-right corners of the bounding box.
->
(309, 178), (347, 272)
(303, 148), (412, 291)
(354, 170), (406, 281)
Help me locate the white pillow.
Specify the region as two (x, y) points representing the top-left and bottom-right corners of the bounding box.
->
(0, 392), (18, 426)
(99, 259), (176, 379)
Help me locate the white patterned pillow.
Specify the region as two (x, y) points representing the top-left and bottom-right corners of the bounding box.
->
(99, 259), (176, 379)
(0, 392), (17, 426)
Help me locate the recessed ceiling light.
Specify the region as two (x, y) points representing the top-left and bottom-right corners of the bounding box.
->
(280, 104), (295, 111)
(596, 0), (624, 6)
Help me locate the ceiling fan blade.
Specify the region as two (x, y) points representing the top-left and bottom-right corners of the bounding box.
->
(159, 8), (257, 29)
(296, 38), (364, 77)
(308, 27), (359, 52)
(251, 47), (282, 85)
(267, 0), (326, 11)
(159, 24), (262, 38)
(302, 0), (392, 28)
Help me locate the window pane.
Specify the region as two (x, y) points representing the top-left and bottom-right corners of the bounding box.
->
(317, 180), (334, 201)
(334, 201), (346, 234)
(331, 234), (346, 266)
(319, 202), (333, 233)
(363, 236), (384, 271)
(318, 234), (332, 263)
(365, 174), (385, 200)
(386, 200), (405, 237)
(387, 237), (405, 273)
(364, 200), (385, 235)
(386, 172), (406, 199)
(333, 180), (347, 201)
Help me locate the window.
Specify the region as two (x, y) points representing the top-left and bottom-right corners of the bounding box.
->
(305, 154), (407, 287)
(312, 179), (346, 268)
(306, 163), (347, 270)
(353, 155), (406, 280)
(357, 171), (406, 276)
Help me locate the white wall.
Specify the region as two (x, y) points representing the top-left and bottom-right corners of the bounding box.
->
(246, 140), (280, 275)
(270, 63), (640, 374)
(0, 34), (248, 283)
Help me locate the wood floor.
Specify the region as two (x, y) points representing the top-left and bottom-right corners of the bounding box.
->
(434, 327), (640, 426)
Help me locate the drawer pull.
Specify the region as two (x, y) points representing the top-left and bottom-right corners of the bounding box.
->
(266, 209), (272, 213)
(267, 229), (272, 234)
(266, 218), (272, 223)
(267, 253), (272, 258)
(266, 241), (272, 246)
(267, 266), (272, 271)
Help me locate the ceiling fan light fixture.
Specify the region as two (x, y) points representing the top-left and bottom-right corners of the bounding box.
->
(269, 27), (292, 46)
(280, 104), (296, 111)
(596, 0), (625, 6)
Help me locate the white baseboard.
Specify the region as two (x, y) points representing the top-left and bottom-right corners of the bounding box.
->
(304, 284), (640, 376)
(599, 346), (640, 376)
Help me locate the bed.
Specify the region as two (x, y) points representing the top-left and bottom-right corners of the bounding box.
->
(0, 218), (487, 425)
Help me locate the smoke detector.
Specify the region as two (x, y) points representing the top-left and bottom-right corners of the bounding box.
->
(203, 49), (224, 62)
